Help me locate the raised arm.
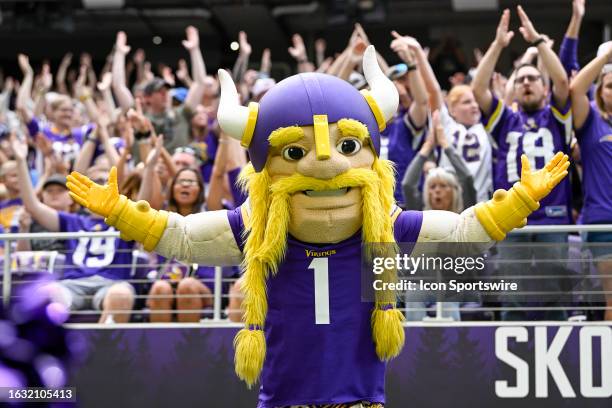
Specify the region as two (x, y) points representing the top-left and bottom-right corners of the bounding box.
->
(55, 53), (72, 95)
(401, 127), (435, 210)
(399, 34), (443, 111)
(16, 54), (34, 124)
(517, 6), (569, 107)
(288, 34), (315, 74)
(136, 134), (164, 210)
(97, 72), (117, 121)
(570, 43), (612, 129)
(566, 0), (585, 39)
(0, 77), (14, 115)
(260, 48), (272, 77)
(72, 125), (98, 175)
(182, 26), (206, 111)
(390, 31), (429, 128)
(111, 31), (135, 109)
(472, 9), (514, 114)
(11, 135), (60, 232)
(232, 31), (251, 83)
(66, 166), (242, 265)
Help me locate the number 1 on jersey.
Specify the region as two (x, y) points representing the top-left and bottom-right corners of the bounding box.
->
(308, 257), (330, 324)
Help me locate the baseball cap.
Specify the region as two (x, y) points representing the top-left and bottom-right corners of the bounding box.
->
(143, 78), (171, 96)
(170, 87), (188, 103)
(42, 174), (67, 190)
(386, 64), (408, 80)
(348, 71), (367, 90)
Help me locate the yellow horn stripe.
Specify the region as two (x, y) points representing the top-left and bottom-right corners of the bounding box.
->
(241, 102), (259, 148)
(360, 89), (386, 132)
(313, 114), (331, 160)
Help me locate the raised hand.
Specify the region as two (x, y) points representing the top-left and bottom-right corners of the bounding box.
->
(133, 48), (145, 65)
(3, 76), (14, 93)
(145, 134), (164, 167)
(288, 34), (307, 61)
(391, 31), (422, 52)
(161, 66), (175, 87)
(238, 31), (252, 56)
(431, 110), (448, 148)
(59, 53), (73, 69)
(97, 72), (112, 92)
(315, 38), (326, 55)
(39, 63), (53, 91)
(390, 31), (416, 64)
(182, 26), (200, 51)
(519, 152), (570, 202)
(115, 31), (131, 55)
(495, 9), (515, 48)
(67, 167), (120, 218)
(572, 0), (585, 18)
(18, 54), (33, 75)
(80, 52), (92, 68)
(517, 6), (541, 43)
(176, 59), (191, 83)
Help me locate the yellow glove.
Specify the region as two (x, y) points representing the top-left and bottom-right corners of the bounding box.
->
(475, 152), (570, 241)
(66, 167), (169, 251)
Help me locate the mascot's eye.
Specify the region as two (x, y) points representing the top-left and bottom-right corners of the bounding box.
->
(336, 138), (362, 156)
(282, 146), (306, 161)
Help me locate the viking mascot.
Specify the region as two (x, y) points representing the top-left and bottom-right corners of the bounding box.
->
(67, 46), (569, 407)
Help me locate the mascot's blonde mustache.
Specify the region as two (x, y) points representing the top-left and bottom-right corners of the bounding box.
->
(234, 159), (404, 388)
(269, 167), (381, 196)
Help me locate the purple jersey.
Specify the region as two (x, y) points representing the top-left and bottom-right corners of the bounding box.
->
(576, 103), (612, 224)
(58, 212), (135, 280)
(227, 206), (423, 407)
(381, 109), (425, 205)
(27, 119), (95, 164)
(483, 97), (572, 224)
(0, 198), (23, 232)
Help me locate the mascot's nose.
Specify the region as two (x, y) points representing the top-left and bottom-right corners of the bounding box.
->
(297, 149), (350, 180)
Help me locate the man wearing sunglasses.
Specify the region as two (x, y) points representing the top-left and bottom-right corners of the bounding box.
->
(472, 7), (572, 321)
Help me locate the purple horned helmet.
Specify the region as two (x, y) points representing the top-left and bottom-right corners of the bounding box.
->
(217, 45), (399, 172)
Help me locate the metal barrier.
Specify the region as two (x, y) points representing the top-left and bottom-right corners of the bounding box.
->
(1, 224), (611, 324)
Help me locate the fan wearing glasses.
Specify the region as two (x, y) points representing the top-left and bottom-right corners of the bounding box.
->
(473, 7), (572, 321)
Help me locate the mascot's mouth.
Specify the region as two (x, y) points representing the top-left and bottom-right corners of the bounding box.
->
(303, 187), (350, 197)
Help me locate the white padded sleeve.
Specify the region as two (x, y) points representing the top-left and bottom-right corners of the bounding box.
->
(154, 210), (243, 266)
(417, 207), (495, 252)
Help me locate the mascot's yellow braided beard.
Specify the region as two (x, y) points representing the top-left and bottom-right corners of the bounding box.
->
(234, 157), (404, 387)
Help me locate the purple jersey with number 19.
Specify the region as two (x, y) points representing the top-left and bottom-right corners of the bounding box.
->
(227, 206), (423, 408)
(482, 97), (572, 225)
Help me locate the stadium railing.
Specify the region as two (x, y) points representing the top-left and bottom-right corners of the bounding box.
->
(1, 224), (611, 323)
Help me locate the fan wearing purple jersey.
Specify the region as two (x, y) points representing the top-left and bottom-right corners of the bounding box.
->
(570, 41), (612, 320)
(11, 136), (135, 324)
(472, 7), (572, 320)
(67, 46), (568, 407)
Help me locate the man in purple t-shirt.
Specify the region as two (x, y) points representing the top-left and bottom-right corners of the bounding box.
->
(67, 48), (568, 406)
(472, 7), (572, 320)
(12, 137), (135, 324)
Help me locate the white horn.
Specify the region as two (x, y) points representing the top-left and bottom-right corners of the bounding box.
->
(362, 45), (398, 125)
(217, 69), (251, 142)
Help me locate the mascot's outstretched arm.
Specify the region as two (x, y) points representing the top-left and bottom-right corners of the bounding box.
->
(418, 152), (570, 242)
(66, 167), (242, 266)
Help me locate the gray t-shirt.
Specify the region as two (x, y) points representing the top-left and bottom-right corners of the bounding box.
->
(147, 105), (194, 155)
